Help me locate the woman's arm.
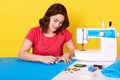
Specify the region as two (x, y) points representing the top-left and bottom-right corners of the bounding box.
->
(65, 39), (77, 57)
(59, 39), (76, 63)
(18, 39), (56, 64)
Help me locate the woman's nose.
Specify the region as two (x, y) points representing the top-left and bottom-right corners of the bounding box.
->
(56, 22), (60, 27)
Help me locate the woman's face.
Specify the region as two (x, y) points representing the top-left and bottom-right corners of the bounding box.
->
(48, 14), (65, 32)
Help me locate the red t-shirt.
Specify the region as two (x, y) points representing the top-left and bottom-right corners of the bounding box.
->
(26, 26), (72, 57)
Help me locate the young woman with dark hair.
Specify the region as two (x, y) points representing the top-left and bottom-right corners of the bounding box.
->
(18, 3), (76, 64)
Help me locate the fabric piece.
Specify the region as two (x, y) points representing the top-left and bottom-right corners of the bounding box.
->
(101, 59), (120, 78)
(0, 57), (76, 80)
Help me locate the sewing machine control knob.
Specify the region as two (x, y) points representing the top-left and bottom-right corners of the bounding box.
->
(100, 31), (104, 37)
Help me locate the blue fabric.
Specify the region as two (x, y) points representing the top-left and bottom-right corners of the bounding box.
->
(101, 59), (120, 78)
(0, 57), (76, 80)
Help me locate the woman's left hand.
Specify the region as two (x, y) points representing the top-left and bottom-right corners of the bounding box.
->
(58, 53), (71, 64)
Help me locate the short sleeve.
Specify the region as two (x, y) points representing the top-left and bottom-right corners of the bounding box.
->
(64, 29), (72, 42)
(25, 28), (35, 43)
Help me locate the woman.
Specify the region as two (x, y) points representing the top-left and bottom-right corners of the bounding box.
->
(18, 3), (76, 64)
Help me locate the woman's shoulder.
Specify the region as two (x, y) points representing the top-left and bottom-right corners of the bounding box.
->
(31, 26), (41, 30)
(30, 26), (42, 32)
(61, 29), (71, 34)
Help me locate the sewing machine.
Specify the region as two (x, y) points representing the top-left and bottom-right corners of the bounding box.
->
(74, 26), (119, 61)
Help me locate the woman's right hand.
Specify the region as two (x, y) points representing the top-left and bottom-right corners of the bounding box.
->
(41, 56), (56, 64)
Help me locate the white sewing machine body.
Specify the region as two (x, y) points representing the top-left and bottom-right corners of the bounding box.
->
(75, 27), (118, 61)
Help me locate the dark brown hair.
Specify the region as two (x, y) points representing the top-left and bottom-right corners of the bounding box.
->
(39, 3), (69, 33)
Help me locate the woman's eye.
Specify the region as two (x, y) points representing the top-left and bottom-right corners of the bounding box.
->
(59, 23), (62, 26)
(54, 19), (58, 22)
(60, 22), (63, 25)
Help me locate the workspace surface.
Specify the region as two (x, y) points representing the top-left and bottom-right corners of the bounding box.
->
(0, 58), (120, 80)
(0, 57), (76, 80)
